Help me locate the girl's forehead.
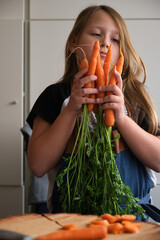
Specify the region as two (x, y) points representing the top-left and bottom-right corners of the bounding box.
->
(85, 10), (119, 32)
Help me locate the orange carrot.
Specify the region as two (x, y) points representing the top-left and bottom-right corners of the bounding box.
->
(61, 224), (77, 230)
(107, 222), (124, 234)
(87, 41), (100, 77)
(90, 219), (109, 226)
(122, 221), (141, 233)
(103, 44), (112, 85)
(114, 214), (121, 222)
(95, 53), (105, 99)
(101, 213), (119, 223)
(85, 41), (100, 112)
(80, 57), (89, 70)
(36, 225), (107, 240)
(93, 104), (98, 113)
(120, 214), (136, 222)
(116, 49), (124, 74)
(104, 50), (124, 127)
(104, 66), (116, 127)
(87, 98), (95, 112)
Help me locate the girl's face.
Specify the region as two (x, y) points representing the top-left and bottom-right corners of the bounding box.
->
(76, 10), (120, 71)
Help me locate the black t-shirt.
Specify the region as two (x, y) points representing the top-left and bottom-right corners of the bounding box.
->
(27, 81), (160, 136)
(27, 82), (71, 129)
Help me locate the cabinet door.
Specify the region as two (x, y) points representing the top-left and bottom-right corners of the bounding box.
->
(0, 20), (23, 185)
(0, 19), (24, 217)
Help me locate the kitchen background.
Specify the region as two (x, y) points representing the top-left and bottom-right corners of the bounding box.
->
(0, 0), (160, 219)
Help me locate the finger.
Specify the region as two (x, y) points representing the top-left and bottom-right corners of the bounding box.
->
(98, 84), (122, 97)
(96, 92), (124, 106)
(98, 70), (122, 91)
(107, 85), (122, 96)
(81, 87), (98, 96)
(83, 96), (97, 104)
(75, 75), (97, 89)
(74, 68), (88, 83)
(102, 102), (124, 112)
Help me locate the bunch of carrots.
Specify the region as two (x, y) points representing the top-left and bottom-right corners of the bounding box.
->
(56, 41), (145, 218)
(81, 40), (123, 127)
(37, 213), (141, 240)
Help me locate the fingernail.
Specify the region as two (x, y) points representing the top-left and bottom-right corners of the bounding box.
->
(91, 75), (97, 80)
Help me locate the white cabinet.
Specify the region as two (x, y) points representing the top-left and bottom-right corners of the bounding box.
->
(0, 1), (24, 218)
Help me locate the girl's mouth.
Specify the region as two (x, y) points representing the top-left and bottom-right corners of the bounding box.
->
(100, 51), (107, 58)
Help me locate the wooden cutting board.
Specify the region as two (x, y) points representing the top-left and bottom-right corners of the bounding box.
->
(0, 213), (160, 239)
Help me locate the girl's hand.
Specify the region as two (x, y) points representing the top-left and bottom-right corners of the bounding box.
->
(67, 68), (98, 114)
(96, 70), (125, 123)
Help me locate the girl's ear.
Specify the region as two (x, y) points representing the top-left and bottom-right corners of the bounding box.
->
(69, 35), (78, 52)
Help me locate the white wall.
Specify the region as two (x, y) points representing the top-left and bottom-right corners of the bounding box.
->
(29, 0), (160, 118)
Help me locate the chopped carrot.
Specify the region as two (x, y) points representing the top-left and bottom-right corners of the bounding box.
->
(122, 221), (141, 233)
(101, 213), (118, 223)
(108, 222), (124, 234)
(90, 219), (109, 226)
(61, 224), (77, 230)
(120, 214), (136, 222)
(36, 225), (107, 240)
(114, 214), (121, 222)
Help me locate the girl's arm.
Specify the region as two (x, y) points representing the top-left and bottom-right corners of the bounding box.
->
(27, 107), (77, 178)
(27, 69), (98, 177)
(116, 114), (160, 172)
(97, 70), (160, 172)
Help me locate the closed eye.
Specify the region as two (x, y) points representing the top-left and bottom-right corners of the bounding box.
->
(112, 38), (120, 44)
(91, 33), (101, 37)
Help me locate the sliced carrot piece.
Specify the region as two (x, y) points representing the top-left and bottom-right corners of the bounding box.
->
(108, 222), (124, 234)
(61, 224), (77, 230)
(120, 214), (136, 222)
(101, 213), (118, 223)
(91, 219), (109, 226)
(122, 221), (141, 233)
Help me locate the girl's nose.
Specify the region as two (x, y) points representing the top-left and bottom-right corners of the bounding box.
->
(100, 35), (110, 48)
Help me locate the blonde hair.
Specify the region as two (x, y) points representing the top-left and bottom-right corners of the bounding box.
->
(59, 5), (159, 135)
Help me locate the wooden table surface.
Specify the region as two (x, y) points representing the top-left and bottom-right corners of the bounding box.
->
(0, 213), (160, 239)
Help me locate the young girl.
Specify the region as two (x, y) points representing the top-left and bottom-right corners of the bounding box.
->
(27, 5), (160, 220)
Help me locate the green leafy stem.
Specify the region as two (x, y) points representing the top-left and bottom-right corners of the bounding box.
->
(56, 105), (145, 218)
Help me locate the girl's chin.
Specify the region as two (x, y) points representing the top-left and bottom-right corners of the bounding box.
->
(100, 59), (105, 66)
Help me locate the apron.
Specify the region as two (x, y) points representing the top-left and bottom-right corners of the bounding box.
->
(51, 132), (160, 222)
